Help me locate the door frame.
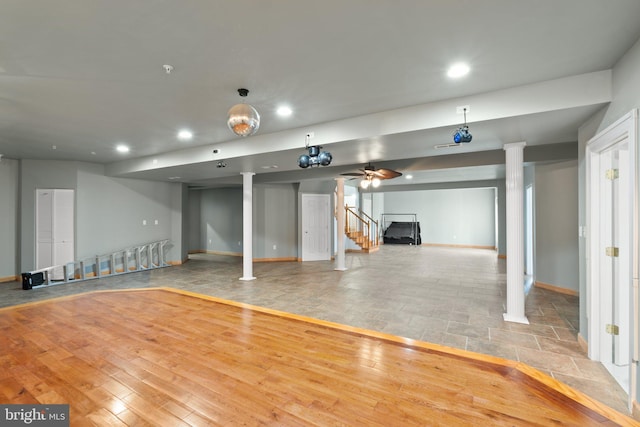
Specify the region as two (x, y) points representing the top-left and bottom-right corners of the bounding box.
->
(35, 188), (75, 278)
(301, 193), (331, 261)
(586, 109), (638, 408)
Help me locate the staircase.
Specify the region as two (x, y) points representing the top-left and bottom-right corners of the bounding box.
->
(345, 206), (379, 253)
(21, 240), (170, 290)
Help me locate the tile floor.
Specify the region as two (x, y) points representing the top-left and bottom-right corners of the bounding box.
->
(0, 245), (635, 418)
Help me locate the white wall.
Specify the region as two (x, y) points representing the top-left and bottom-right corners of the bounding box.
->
(383, 188), (496, 248)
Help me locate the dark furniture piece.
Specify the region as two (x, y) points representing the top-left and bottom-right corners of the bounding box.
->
(383, 221), (421, 245)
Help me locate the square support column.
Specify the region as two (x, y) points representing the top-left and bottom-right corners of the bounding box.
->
(503, 142), (529, 324)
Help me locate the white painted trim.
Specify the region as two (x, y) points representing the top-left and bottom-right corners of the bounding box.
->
(586, 109), (638, 409)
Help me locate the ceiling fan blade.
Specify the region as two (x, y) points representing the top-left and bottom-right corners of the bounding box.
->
(373, 168), (402, 179)
(340, 172), (364, 177)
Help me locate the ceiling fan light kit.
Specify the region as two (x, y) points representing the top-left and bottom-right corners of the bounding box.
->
(227, 88), (260, 137)
(360, 176), (381, 189)
(341, 163), (402, 189)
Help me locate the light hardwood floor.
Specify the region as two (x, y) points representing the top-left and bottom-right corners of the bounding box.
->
(0, 245), (637, 423)
(0, 288), (636, 426)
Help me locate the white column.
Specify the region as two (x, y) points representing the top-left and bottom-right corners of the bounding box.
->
(335, 178), (347, 271)
(503, 142), (529, 324)
(240, 172), (256, 281)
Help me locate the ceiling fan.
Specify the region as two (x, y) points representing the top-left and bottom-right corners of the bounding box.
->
(341, 163), (402, 188)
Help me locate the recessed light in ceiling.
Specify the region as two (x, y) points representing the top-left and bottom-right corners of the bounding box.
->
(116, 144), (130, 153)
(405, 174), (413, 180)
(276, 106), (292, 117)
(177, 129), (193, 141)
(447, 62), (470, 79)
(261, 165), (279, 169)
(168, 176), (181, 180)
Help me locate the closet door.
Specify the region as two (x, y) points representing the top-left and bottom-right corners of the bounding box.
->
(36, 189), (75, 277)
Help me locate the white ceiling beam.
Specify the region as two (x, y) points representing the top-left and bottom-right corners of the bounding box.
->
(105, 70), (611, 178)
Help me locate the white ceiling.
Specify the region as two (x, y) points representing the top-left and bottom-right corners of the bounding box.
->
(1, 1), (640, 188)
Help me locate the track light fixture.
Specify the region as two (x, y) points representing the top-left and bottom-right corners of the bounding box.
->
(297, 134), (332, 168)
(453, 108), (472, 143)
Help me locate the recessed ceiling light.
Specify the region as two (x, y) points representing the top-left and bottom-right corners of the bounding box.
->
(177, 129), (193, 141)
(447, 62), (470, 79)
(168, 176), (181, 180)
(261, 165), (279, 169)
(276, 106), (292, 117)
(116, 144), (130, 153)
(405, 174), (413, 180)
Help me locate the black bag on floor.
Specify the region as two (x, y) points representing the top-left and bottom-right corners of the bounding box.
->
(21, 272), (44, 290)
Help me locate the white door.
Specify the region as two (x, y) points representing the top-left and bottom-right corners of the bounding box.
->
(301, 194), (331, 261)
(587, 110), (637, 408)
(597, 142), (631, 389)
(36, 189), (75, 279)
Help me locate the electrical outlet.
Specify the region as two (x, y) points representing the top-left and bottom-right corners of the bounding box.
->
(142, 220), (147, 226)
(273, 245), (277, 250)
(154, 219), (159, 225)
(238, 241), (241, 246)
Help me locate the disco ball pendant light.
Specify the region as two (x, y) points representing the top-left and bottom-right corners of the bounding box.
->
(227, 88), (260, 137)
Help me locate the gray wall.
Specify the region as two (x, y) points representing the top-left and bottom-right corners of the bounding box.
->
(0, 158), (19, 280)
(255, 184), (298, 259)
(170, 183), (189, 264)
(194, 183), (298, 259)
(76, 163), (175, 258)
(383, 187), (497, 248)
(198, 187), (243, 254)
(20, 160), (79, 272)
(534, 160), (579, 291)
(578, 36), (640, 398)
(17, 160), (181, 272)
(188, 189), (202, 251)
